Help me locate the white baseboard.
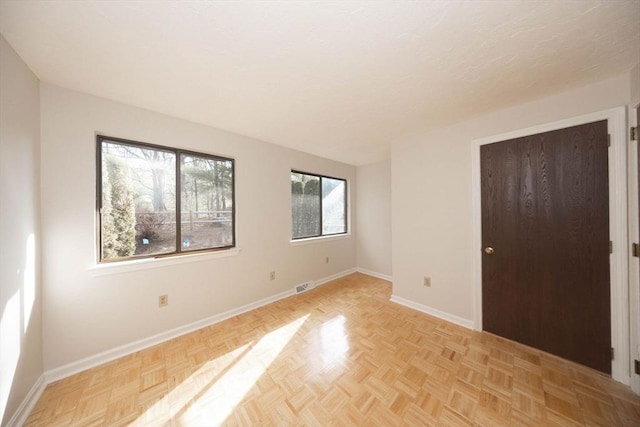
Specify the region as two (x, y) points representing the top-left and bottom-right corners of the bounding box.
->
(356, 267), (392, 282)
(6, 374), (46, 427)
(45, 267), (358, 383)
(390, 294), (474, 330)
(45, 287), (294, 383)
(315, 268), (357, 287)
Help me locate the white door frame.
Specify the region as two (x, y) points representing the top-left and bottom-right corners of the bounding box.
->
(628, 104), (640, 394)
(470, 106), (629, 385)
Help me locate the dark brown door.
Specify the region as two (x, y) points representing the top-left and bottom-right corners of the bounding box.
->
(481, 120), (611, 374)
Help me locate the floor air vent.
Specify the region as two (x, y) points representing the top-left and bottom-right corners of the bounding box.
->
(295, 282), (314, 294)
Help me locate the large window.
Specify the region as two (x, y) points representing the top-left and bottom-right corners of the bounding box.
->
(97, 136), (234, 262)
(291, 171), (347, 239)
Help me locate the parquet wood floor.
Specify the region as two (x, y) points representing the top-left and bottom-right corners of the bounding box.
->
(25, 273), (640, 426)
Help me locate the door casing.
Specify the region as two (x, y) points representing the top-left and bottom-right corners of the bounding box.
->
(471, 106), (629, 385)
(628, 104), (640, 395)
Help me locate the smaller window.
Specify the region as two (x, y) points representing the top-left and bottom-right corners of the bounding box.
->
(291, 171), (347, 239)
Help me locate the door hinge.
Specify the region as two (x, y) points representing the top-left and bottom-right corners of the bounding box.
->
(635, 359), (640, 375)
(609, 241), (613, 254)
(611, 347), (614, 360)
(634, 243), (640, 258)
(607, 134), (611, 147)
(632, 126), (638, 141)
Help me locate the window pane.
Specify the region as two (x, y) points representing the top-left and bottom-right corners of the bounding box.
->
(181, 154), (234, 251)
(322, 177), (346, 234)
(101, 142), (176, 260)
(292, 172), (320, 238)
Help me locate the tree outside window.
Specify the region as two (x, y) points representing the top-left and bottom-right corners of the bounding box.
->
(291, 171), (346, 239)
(98, 136), (234, 262)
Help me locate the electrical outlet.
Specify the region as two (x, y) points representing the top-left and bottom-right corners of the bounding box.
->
(423, 277), (431, 287)
(270, 271), (276, 280)
(159, 294), (168, 307)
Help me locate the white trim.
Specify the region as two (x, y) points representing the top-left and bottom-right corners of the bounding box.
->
(5, 374), (46, 427)
(356, 267), (392, 282)
(7, 268), (376, 421)
(314, 268), (357, 287)
(609, 107), (630, 385)
(292, 268), (358, 294)
(45, 267), (357, 383)
(628, 105), (640, 395)
(45, 286), (292, 382)
(88, 248), (242, 276)
(471, 106), (629, 385)
(390, 295), (474, 329)
(290, 233), (352, 246)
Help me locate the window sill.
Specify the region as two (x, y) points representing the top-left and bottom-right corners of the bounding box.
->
(88, 248), (242, 277)
(290, 233), (351, 246)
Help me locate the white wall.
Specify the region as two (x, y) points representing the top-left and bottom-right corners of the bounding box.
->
(40, 84), (356, 371)
(356, 160), (391, 277)
(391, 73), (631, 323)
(631, 63), (640, 107)
(0, 35), (43, 424)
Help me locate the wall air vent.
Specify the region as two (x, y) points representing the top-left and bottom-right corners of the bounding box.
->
(295, 282), (315, 294)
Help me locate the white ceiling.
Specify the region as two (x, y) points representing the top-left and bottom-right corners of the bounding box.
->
(1, 1), (638, 165)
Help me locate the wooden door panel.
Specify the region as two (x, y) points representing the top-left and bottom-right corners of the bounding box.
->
(481, 120), (610, 374)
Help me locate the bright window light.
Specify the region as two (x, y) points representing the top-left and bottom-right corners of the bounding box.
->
(0, 291), (21, 423)
(130, 314), (308, 426)
(23, 234), (35, 332)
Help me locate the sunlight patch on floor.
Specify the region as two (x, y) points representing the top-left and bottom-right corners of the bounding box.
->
(320, 315), (348, 368)
(130, 314), (308, 426)
(179, 314), (308, 426)
(130, 343), (250, 426)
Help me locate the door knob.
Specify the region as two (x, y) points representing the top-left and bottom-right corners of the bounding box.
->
(484, 247), (495, 255)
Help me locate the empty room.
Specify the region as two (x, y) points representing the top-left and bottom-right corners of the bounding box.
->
(2, 1), (640, 426)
